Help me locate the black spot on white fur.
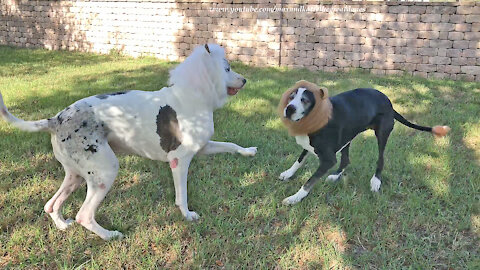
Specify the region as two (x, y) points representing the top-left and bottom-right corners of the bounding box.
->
(57, 113), (64, 125)
(84, 145), (97, 153)
(54, 102), (107, 158)
(61, 134), (72, 142)
(95, 91), (129, 99)
(156, 105), (182, 153)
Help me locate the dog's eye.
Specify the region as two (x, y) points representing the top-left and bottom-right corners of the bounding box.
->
(301, 98), (310, 104)
(288, 95), (295, 101)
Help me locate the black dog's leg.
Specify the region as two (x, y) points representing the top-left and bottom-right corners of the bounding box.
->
(371, 117), (394, 192)
(326, 143), (350, 182)
(283, 153), (336, 205)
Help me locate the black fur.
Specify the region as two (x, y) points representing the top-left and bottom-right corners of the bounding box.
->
(301, 90), (316, 117)
(84, 144), (98, 153)
(297, 149), (308, 163)
(156, 105), (182, 153)
(95, 91), (129, 99)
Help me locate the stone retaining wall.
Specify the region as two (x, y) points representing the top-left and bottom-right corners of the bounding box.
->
(1, 0), (479, 80)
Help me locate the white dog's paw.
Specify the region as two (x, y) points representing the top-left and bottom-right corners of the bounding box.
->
(50, 213), (75, 230)
(370, 175), (381, 192)
(282, 187), (309, 205)
(239, 147), (257, 157)
(279, 170), (294, 181)
(184, 211), (200, 221)
(56, 218), (75, 231)
(103, 230), (124, 241)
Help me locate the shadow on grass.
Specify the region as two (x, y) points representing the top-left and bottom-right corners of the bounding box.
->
(1, 56), (479, 268)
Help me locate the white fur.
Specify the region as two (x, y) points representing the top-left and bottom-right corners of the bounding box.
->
(370, 175), (381, 192)
(337, 141), (351, 154)
(284, 87), (307, 121)
(279, 161), (301, 181)
(326, 169), (344, 182)
(0, 92), (50, 132)
(168, 45), (245, 110)
(199, 142), (257, 156)
(283, 187), (309, 205)
(0, 44), (256, 240)
(238, 147), (258, 156)
(279, 154), (308, 181)
(295, 135), (316, 156)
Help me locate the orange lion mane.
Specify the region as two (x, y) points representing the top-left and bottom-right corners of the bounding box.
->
(278, 80), (333, 136)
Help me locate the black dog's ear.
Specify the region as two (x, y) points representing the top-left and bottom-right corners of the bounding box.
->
(205, 44), (211, 54)
(319, 87), (329, 100)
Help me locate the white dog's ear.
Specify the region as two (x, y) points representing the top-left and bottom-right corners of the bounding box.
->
(204, 44), (211, 54)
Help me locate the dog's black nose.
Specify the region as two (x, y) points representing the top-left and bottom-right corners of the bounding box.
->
(242, 78), (247, 85)
(285, 105), (296, 118)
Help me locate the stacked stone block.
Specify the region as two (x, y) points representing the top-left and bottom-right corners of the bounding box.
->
(1, 0), (479, 81)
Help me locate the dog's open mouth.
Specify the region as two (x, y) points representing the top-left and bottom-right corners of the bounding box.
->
(227, 87), (241, 96)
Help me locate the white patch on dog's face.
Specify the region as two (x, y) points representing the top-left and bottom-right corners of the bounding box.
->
(223, 59), (246, 96)
(284, 87), (314, 122)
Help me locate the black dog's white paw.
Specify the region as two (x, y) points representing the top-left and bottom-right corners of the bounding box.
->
(279, 170), (294, 181)
(370, 175), (381, 192)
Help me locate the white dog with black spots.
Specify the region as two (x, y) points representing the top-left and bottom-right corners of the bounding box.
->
(0, 44), (257, 240)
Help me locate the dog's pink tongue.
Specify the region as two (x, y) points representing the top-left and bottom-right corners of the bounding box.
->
(169, 158), (178, 169)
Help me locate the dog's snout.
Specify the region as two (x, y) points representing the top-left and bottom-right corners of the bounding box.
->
(285, 105), (296, 118)
(242, 78), (247, 85)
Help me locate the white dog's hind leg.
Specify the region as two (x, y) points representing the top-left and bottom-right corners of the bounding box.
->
(44, 169), (83, 230)
(75, 144), (123, 240)
(198, 141), (257, 156)
(171, 155), (199, 221)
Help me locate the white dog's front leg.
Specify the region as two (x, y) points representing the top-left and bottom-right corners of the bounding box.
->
(198, 141), (257, 156)
(170, 155), (199, 221)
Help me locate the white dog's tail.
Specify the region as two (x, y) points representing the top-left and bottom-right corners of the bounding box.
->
(0, 91), (51, 132)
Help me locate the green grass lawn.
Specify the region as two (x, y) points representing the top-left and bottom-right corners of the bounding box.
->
(0, 45), (479, 269)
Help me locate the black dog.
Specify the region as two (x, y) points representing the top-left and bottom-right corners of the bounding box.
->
(278, 80), (450, 205)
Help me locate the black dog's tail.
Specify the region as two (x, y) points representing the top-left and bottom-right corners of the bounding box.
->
(393, 110), (450, 137)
